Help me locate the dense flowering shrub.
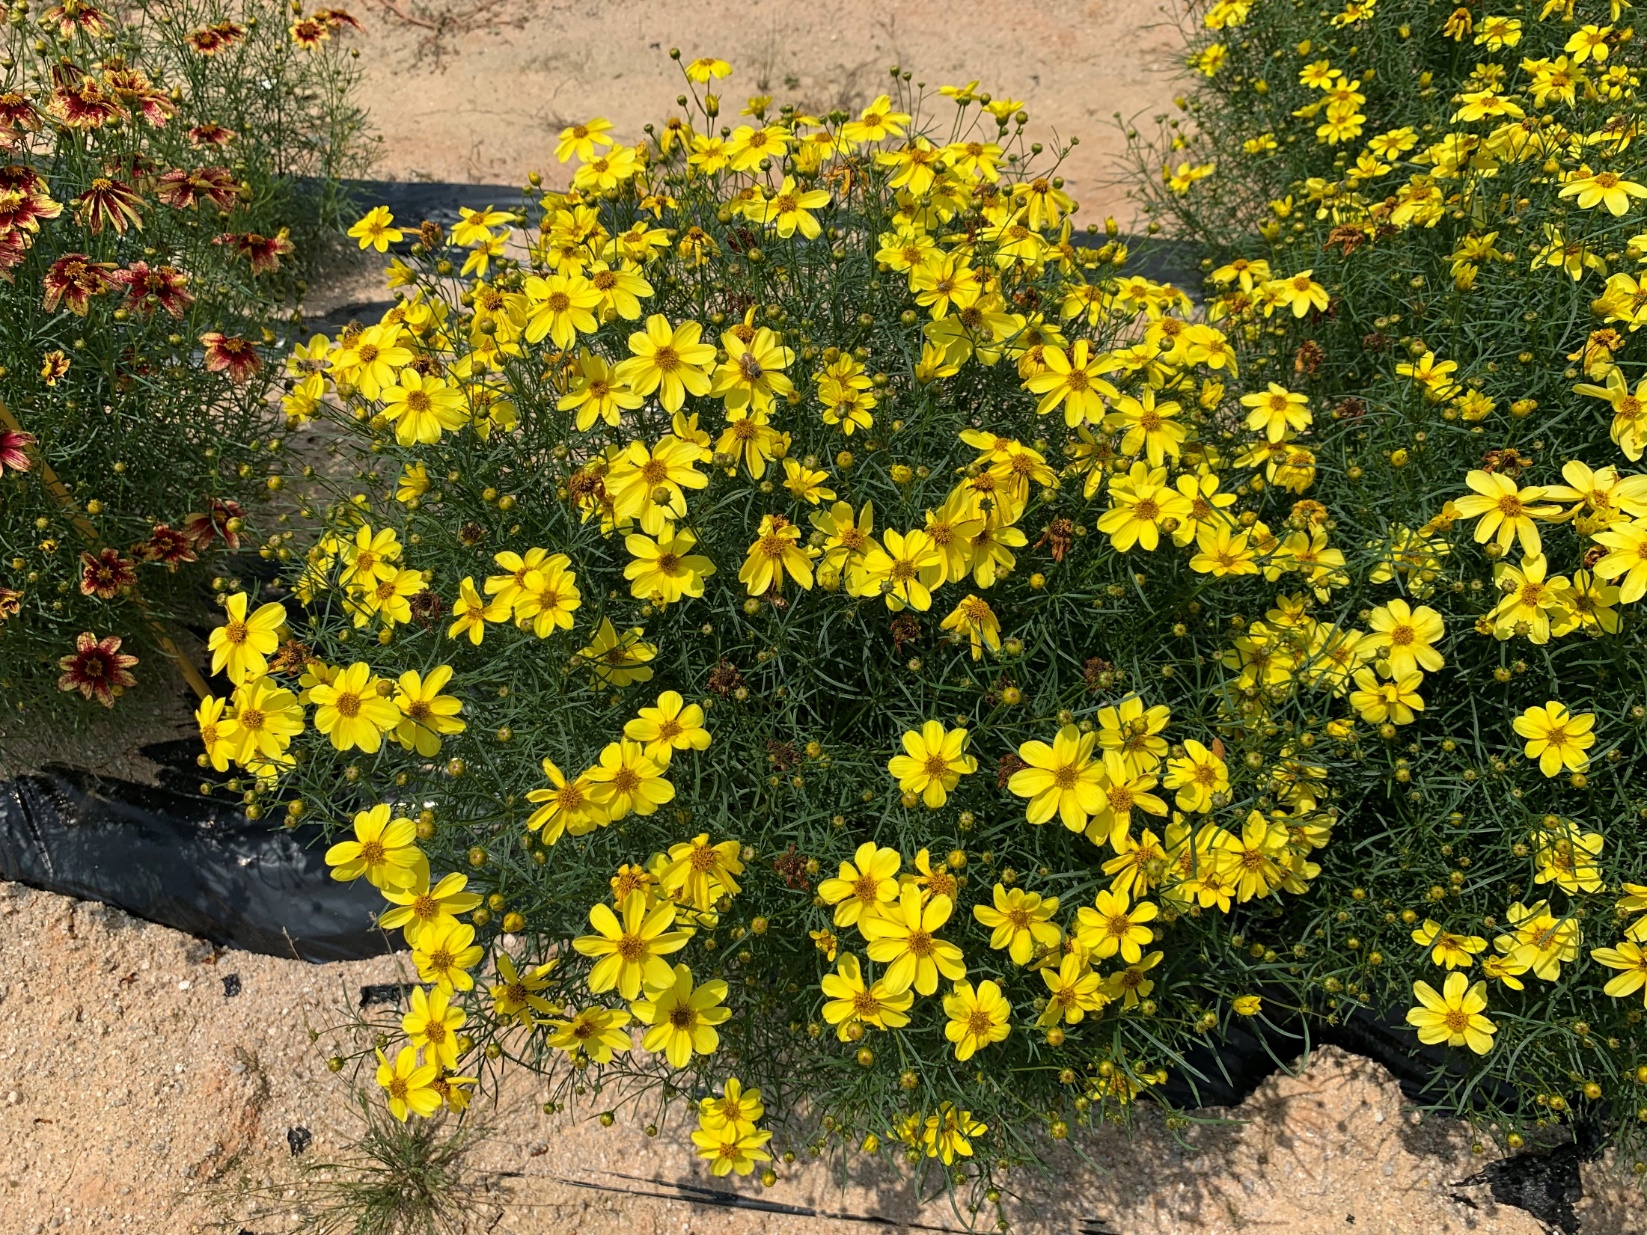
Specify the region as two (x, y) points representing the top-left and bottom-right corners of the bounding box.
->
(1125, 0), (1647, 1166)
(209, 57), (1374, 1201)
(0, 0), (364, 722)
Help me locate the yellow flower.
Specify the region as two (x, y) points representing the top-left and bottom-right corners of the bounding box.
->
(1348, 668), (1424, 726)
(1405, 972), (1496, 1054)
(860, 883), (966, 995)
(1451, 470), (1558, 557)
(683, 56), (732, 83)
(632, 962), (731, 1067)
(1038, 953), (1107, 1027)
(887, 720), (977, 809)
(578, 617), (656, 686)
(1592, 940), (1647, 1005)
(1097, 462), (1192, 552)
(585, 739), (675, 820)
(608, 436), (710, 533)
(860, 527), (943, 611)
(1239, 383), (1311, 442)
(698, 1076), (764, 1137)
(1232, 995), (1263, 1017)
(227, 674), (304, 765)
(558, 350), (644, 431)
(555, 116), (614, 162)
(573, 891), (691, 1000)
(817, 842), (902, 927)
(760, 176), (830, 239)
(195, 695), (239, 773)
(972, 884), (1061, 965)
(524, 757), (608, 843)
(1512, 701), (1596, 777)
(325, 803), (425, 890)
(1365, 599), (1445, 678)
(781, 456), (835, 505)
(691, 1125), (773, 1177)
(820, 952), (913, 1038)
(309, 662), (401, 753)
(375, 1046), (440, 1121)
(379, 871), (483, 946)
(348, 205), (403, 253)
(447, 576), (507, 644)
(624, 526), (716, 605)
(1023, 340), (1119, 426)
(1496, 900), (1581, 981)
(1008, 725), (1106, 830)
(1560, 167), (1647, 216)
(1075, 888), (1159, 963)
(922, 1104), (986, 1165)
(392, 666), (465, 757)
(1162, 740), (1229, 813)
(489, 954), (559, 1027)
(412, 919), (484, 992)
(1593, 517), (1647, 601)
(1411, 919), (1488, 969)
(939, 594), (1001, 659)
(739, 513), (814, 595)
(546, 1004), (632, 1064)
(943, 978), (1011, 1062)
(207, 592), (286, 685)
(402, 985), (465, 1069)
(380, 370), (466, 446)
(624, 691), (711, 765)
(522, 272), (601, 348)
(661, 833), (744, 910)
(613, 314), (716, 413)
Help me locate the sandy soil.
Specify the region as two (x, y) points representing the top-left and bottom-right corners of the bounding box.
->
(3, 880), (1636, 1234)
(345, 0), (1183, 223)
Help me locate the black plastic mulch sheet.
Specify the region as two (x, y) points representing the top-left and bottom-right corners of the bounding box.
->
(0, 752), (394, 962)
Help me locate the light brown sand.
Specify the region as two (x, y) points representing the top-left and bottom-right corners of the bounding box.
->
(3, 880), (1636, 1234)
(346, 0), (1184, 223)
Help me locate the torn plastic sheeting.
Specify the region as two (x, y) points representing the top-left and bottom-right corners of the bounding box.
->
(0, 764), (397, 962)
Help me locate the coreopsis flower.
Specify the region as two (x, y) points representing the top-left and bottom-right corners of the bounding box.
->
(607, 436), (708, 532)
(489, 955), (560, 1027)
(922, 1104), (987, 1166)
(113, 261), (193, 318)
(512, 555), (582, 638)
(1560, 167), (1647, 215)
(1591, 941), (1647, 1005)
(632, 963), (730, 1067)
(861, 883), (966, 995)
(1497, 900), (1581, 980)
(380, 370), (466, 446)
(73, 175), (144, 234)
(1405, 973), (1496, 1053)
(0, 428), (33, 477)
(1008, 725), (1106, 830)
(324, 803), (424, 890)
(623, 691), (711, 764)
(613, 314), (716, 413)
(1512, 701), (1595, 777)
(308, 661), (401, 752)
(208, 592), (286, 684)
(939, 594), (1001, 659)
(698, 1077), (763, 1141)
(943, 979), (1011, 1062)
(181, 498), (246, 552)
(1490, 554), (1570, 644)
(379, 872), (482, 946)
(1411, 919), (1488, 969)
(860, 527), (942, 610)
(564, 610), (649, 682)
(227, 674), (304, 764)
(137, 525), (196, 571)
(195, 696), (239, 773)
(392, 666), (466, 757)
(817, 842), (902, 927)
(1365, 599), (1445, 677)
(661, 834), (744, 910)
(447, 577), (506, 644)
(56, 631), (137, 707)
(546, 1005), (632, 1064)
(1532, 822), (1604, 894)
(1593, 517), (1647, 601)
(199, 332), (262, 384)
(1098, 462), (1192, 552)
(375, 1047), (441, 1122)
(585, 739), (674, 820)
(1075, 888), (1159, 963)
(524, 757), (607, 843)
(77, 548), (135, 600)
(1452, 470), (1558, 557)
(39, 349), (70, 386)
(1023, 340), (1119, 425)
(574, 891), (690, 999)
(1162, 740), (1229, 812)
(887, 720), (977, 808)
(558, 351), (644, 431)
(1239, 383), (1312, 441)
(740, 513), (814, 594)
(1348, 668), (1424, 725)
(712, 326), (795, 412)
(972, 885), (1061, 965)
(692, 1124), (773, 1178)
(760, 176), (829, 239)
(820, 952), (913, 1039)
(348, 205), (403, 252)
(412, 920), (485, 992)
(402, 985), (465, 1069)
(41, 253), (113, 315)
